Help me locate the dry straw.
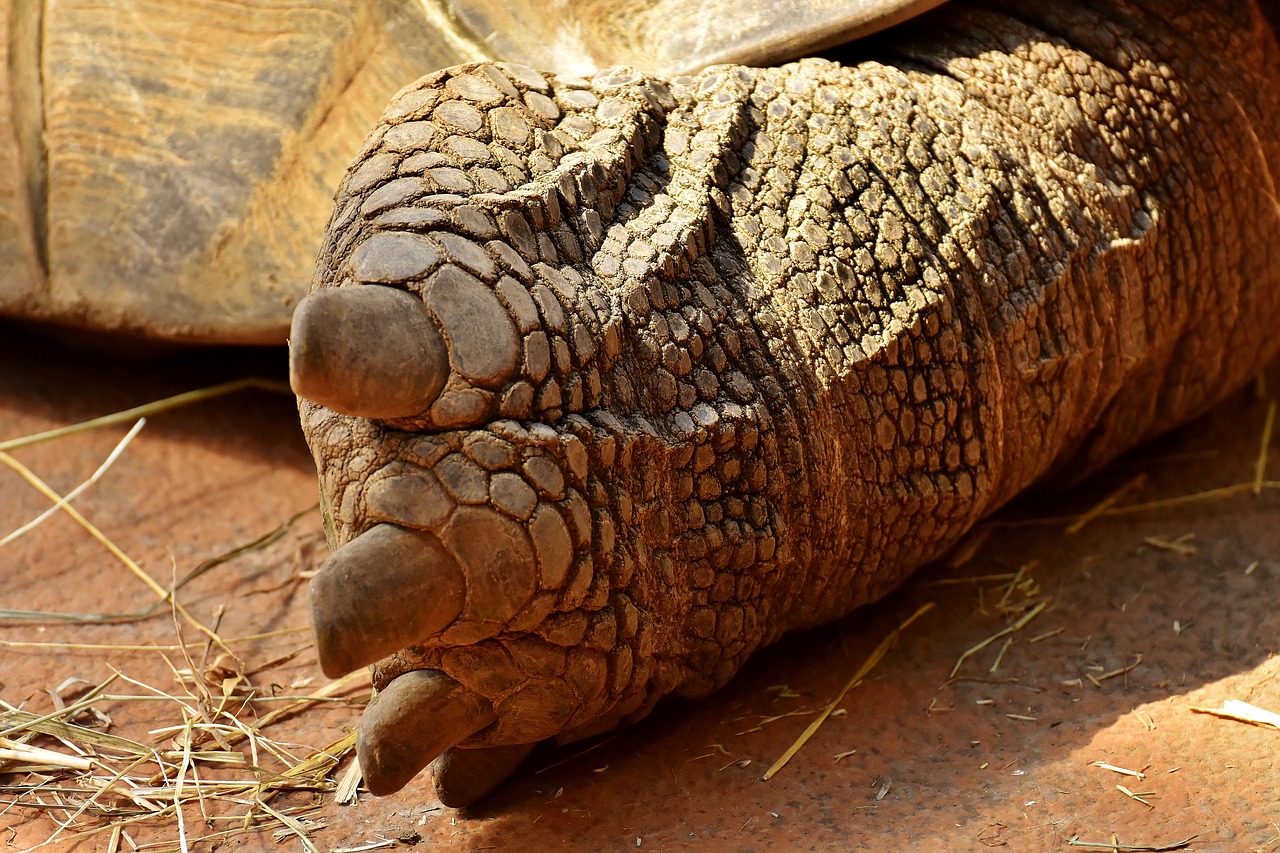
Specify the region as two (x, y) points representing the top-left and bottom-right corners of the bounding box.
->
(0, 380), (370, 850)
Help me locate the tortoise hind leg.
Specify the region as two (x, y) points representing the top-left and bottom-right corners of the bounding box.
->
(293, 0), (1280, 801)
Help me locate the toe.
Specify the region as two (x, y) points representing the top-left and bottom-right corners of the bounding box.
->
(428, 742), (535, 808)
(358, 669), (496, 796)
(290, 285), (449, 419)
(310, 523), (465, 677)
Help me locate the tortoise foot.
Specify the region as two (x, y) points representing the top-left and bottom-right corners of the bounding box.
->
(291, 60), (817, 800)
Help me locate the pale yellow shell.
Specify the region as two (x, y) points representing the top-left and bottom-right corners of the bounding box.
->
(0, 0), (943, 343)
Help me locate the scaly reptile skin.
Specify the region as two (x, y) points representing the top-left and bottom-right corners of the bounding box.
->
(292, 0), (1280, 802)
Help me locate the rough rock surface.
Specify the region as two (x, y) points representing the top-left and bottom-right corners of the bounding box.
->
(294, 0), (1280, 799)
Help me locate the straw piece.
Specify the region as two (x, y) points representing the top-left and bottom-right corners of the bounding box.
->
(0, 737), (94, 771)
(332, 841), (397, 852)
(1142, 534), (1196, 555)
(1064, 835), (1196, 851)
(761, 602), (935, 781)
(1188, 699), (1280, 730)
(0, 504), (316, 624)
(193, 671), (368, 750)
(1002, 481), (1280, 528)
(334, 757), (363, 805)
(0, 624), (309, 652)
(164, 504), (319, 608)
(1255, 400), (1276, 494)
(1066, 474), (1147, 535)
(270, 731), (357, 787)
(0, 451), (166, 602)
(950, 599), (1049, 679)
(256, 800), (321, 853)
(0, 378), (291, 453)
(0, 673), (122, 739)
(1088, 655), (1144, 687)
(913, 573), (1019, 588)
(0, 418), (146, 548)
(1091, 761), (1146, 779)
(1116, 784), (1154, 807)
(0, 710), (151, 757)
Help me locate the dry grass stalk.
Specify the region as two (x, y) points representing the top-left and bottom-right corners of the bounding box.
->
(1188, 699), (1280, 730)
(256, 798), (322, 853)
(1091, 761), (1146, 779)
(1066, 474), (1147, 535)
(0, 626), (310, 654)
(2, 504), (317, 625)
(1086, 655), (1144, 687)
(1004, 480), (1280, 529)
(0, 384), (316, 627)
(949, 599), (1049, 679)
(0, 738), (95, 772)
(332, 840), (399, 852)
(0, 674), (124, 738)
(0, 708), (149, 757)
(991, 562), (1040, 616)
(988, 637), (1013, 673)
(0, 392), (367, 848)
(1116, 784), (1155, 807)
(0, 450), (168, 607)
(334, 754), (364, 805)
(1141, 534), (1196, 555)
(760, 602), (935, 781)
(1, 565), (364, 848)
(735, 709), (815, 737)
(0, 418), (146, 548)
(914, 572), (1019, 588)
(0, 653), (366, 850)
(0, 378), (291, 454)
(1255, 399), (1276, 494)
(1064, 834), (1197, 851)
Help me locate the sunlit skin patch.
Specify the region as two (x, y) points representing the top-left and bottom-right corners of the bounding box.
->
(290, 1), (1280, 805)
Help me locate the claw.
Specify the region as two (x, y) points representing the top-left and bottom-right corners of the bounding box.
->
(428, 743), (535, 808)
(310, 524), (464, 677)
(289, 285), (448, 419)
(359, 669), (497, 796)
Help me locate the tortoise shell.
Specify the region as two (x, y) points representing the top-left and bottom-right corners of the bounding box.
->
(0, 0), (942, 343)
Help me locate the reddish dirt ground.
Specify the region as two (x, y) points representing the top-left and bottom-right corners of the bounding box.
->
(1, 324), (1277, 852)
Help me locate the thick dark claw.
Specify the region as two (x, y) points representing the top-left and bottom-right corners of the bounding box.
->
(358, 669), (497, 796)
(289, 286), (448, 419)
(428, 743), (535, 808)
(310, 524), (464, 678)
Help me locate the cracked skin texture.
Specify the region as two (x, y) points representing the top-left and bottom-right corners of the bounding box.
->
(293, 0), (1280, 802)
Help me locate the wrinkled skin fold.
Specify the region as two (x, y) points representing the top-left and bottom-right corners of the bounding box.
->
(291, 0), (1280, 804)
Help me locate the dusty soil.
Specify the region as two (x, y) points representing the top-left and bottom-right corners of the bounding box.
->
(1, 323), (1277, 852)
